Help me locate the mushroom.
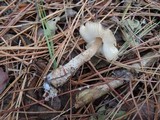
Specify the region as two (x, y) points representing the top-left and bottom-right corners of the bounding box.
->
(43, 21), (119, 99)
(80, 21), (119, 61)
(75, 69), (133, 108)
(37, 17), (60, 37)
(131, 51), (159, 73)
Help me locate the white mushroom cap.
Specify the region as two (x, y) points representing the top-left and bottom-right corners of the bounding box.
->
(79, 21), (119, 61)
(47, 17), (60, 31)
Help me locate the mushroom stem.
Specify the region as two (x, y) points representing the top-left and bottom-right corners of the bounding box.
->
(75, 69), (133, 108)
(45, 37), (102, 88)
(75, 80), (124, 108)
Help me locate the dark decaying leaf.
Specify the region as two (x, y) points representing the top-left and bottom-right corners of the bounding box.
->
(0, 67), (9, 94)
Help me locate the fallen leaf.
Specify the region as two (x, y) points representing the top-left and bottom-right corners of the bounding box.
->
(0, 67), (9, 94)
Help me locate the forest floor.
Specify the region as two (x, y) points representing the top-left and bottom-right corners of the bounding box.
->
(0, 0), (160, 120)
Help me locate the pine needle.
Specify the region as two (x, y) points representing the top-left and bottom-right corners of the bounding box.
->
(36, 0), (57, 68)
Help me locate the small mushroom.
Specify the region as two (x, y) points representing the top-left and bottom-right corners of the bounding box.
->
(80, 21), (119, 61)
(75, 69), (133, 108)
(43, 21), (119, 99)
(37, 17), (60, 37)
(131, 51), (158, 72)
